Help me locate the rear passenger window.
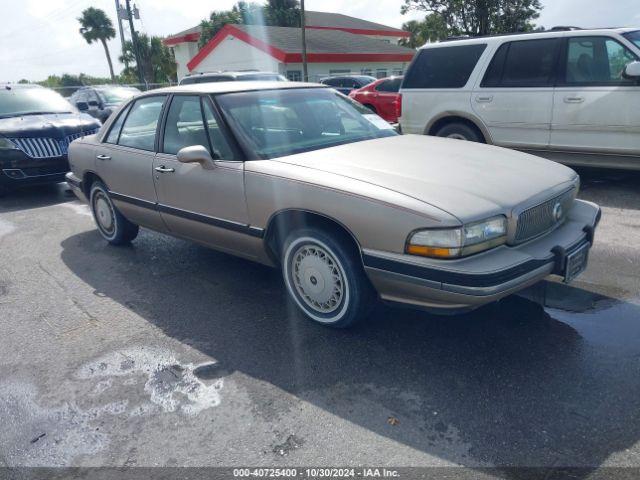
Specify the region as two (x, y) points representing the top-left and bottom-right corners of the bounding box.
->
(118, 96), (166, 151)
(104, 104), (131, 144)
(482, 39), (560, 87)
(403, 44), (487, 89)
(375, 78), (402, 92)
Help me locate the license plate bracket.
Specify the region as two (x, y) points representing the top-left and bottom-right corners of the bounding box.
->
(563, 242), (590, 283)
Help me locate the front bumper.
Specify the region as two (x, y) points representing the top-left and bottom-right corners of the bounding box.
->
(0, 150), (69, 189)
(363, 199), (601, 313)
(65, 172), (87, 202)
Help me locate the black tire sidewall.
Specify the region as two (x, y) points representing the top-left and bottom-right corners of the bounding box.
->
(89, 181), (136, 244)
(282, 228), (372, 328)
(436, 123), (482, 142)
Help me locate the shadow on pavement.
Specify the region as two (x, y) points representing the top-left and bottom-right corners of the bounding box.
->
(0, 183), (73, 214)
(576, 167), (640, 211)
(60, 229), (640, 475)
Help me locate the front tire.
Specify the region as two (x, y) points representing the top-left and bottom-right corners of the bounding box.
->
(435, 122), (483, 142)
(281, 228), (375, 328)
(89, 180), (139, 245)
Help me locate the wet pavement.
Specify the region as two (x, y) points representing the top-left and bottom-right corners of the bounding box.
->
(0, 169), (639, 476)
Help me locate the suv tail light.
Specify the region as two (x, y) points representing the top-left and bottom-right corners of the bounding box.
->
(394, 93), (402, 119)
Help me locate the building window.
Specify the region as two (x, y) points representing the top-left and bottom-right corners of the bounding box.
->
(286, 70), (302, 81)
(361, 68), (372, 76)
(329, 69), (351, 76)
(376, 69), (388, 79)
(392, 68), (403, 76)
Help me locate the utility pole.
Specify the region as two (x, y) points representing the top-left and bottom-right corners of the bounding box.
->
(114, 0), (128, 70)
(125, 0), (145, 86)
(300, 0), (308, 82)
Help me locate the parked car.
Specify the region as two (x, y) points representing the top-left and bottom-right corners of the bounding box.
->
(69, 85), (141, 123)
(401, 28), (640, 170)
(0, 84), (101, 195)
(180, 71), (287, 85)
(66, 81), (601, 328)
(320, 75), (377, 95)
(349, 76), (403, 123)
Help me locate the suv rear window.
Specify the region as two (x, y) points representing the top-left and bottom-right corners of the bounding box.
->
(403, 44), (487, 89)
(482, 38), (561, 87)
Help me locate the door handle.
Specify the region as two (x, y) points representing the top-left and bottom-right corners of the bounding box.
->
(96, 154), (111, 161)
(475, 95), (493, 103)
(564, 96), (585, 103)
(154, 166), (175, 173)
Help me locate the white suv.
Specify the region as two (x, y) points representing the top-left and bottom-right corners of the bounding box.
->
(400, 28), (640, 170)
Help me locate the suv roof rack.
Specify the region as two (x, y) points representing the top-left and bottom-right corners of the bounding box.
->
(549, 26), (582, 31)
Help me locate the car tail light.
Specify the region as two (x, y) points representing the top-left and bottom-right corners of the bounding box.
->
(394, 93), (402, 119)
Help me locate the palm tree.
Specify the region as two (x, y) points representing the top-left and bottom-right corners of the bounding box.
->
(78, 8), (116, 82)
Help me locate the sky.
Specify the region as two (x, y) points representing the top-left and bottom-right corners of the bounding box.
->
(0, 0), (639, 83)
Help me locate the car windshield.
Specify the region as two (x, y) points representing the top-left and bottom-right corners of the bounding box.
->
(0, 87), (73, 118)
(96, 87), (139, 104)
(623, 30), (640, 49)
(215, 87), (397, 159)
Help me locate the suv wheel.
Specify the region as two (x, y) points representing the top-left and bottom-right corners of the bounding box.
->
(281, 228), (375, 328)
(89, 180), (139, 245)
(435, 122), (483, 142)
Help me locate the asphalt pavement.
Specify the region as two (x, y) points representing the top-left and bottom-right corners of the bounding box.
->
(0, 168), (639, 477)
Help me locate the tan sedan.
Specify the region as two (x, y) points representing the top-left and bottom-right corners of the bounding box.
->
(66, 82), (601, 328)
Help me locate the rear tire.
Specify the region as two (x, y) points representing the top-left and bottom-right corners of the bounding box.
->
(281, 227), (376, 328)
(435, 122), (483, 142)
(89, 180), (139, 245)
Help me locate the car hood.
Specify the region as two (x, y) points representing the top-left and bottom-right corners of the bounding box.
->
(0, 113), (100, 138)
(273, 135), (579, 222)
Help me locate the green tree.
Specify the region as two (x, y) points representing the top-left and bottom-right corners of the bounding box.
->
(400, 14), (449, 48)
(401, 0), (542, 37)
(120, 34), (177, 84)
(199, 0), (300, 47)
(78, 7), (117, 81)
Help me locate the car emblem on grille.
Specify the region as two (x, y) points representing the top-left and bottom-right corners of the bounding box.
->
(553, 202), (563, 221)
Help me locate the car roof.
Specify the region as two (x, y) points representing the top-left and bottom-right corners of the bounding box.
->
(419, 27), (639, 49)
(142, 81), (325, 97)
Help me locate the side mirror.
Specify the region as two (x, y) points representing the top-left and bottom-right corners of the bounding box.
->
(623, 61), (640, 79)
(177, 145), (215, 169)
(76, 101), (89, 111)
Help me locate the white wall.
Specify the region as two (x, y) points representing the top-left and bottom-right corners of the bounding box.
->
(191, 35), (281, 75)
(173, 42), (200, 80)
(173, 34), (412, 81)
(283, 61), (410, 81)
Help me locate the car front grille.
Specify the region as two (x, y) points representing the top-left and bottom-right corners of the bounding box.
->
(9, 129), (99, 159)
(514, 187), (577, 244)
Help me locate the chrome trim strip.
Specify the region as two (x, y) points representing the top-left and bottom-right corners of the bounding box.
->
(108, 190), (265, 238)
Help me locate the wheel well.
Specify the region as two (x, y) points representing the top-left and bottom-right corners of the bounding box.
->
(428, 116), (486, 143)
(264, 210), (362, 264)
(82, 172), (101, 198)
(363, 103), (377, 112)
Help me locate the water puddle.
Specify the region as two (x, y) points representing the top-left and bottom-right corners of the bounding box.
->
(75, 346), (224, 416)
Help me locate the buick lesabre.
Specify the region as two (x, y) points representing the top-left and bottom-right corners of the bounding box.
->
(66, 82), (601, 327)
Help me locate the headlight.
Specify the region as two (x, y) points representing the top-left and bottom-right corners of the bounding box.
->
(0, 136), (17, 150)
(406, 215), (507, 258)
